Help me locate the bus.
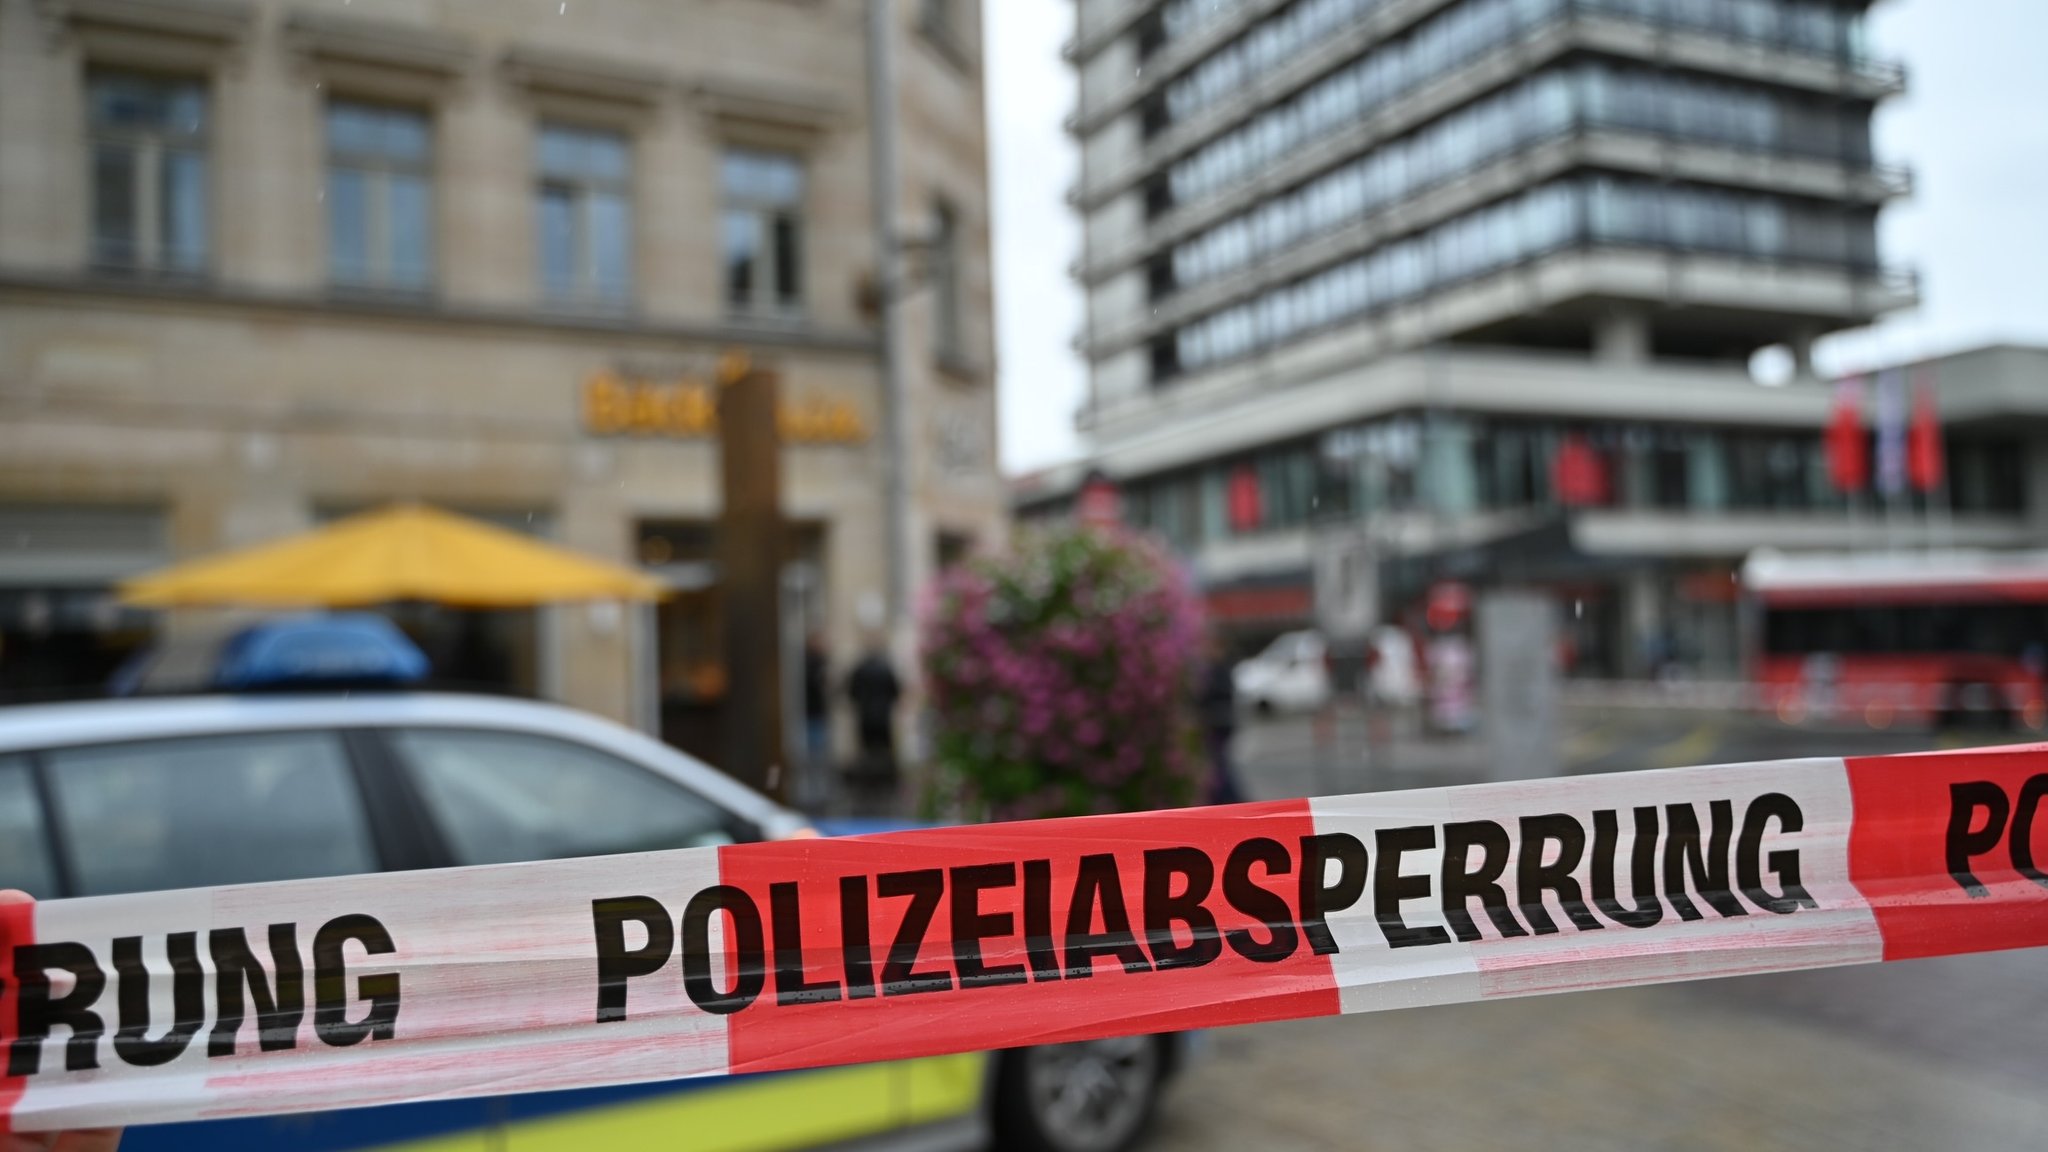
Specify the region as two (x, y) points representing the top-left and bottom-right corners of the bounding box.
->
(1741, 549), (2048, 731)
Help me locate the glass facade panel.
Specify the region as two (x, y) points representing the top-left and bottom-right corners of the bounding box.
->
(1166, 175), (1882, 379)
(1162, 61), (1870, 299)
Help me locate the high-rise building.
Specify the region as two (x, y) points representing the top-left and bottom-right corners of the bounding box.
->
(0, 0), (1004, 745)
(1043, 0), (2047, 677)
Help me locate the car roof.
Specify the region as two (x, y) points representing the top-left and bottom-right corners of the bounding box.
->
(0, 692), (803, 835)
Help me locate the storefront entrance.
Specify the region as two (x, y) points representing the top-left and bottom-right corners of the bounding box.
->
(638, 519), (825, 767)
(0, 505), (167, 704)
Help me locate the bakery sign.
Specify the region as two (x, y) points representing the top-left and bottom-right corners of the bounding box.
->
(580, 368), (867, 444)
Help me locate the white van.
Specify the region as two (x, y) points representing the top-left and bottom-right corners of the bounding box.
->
(1232, 630), (1332, 715)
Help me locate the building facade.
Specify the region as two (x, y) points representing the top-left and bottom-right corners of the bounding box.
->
(0, 0), (1004, 748)
(1047, 0), (2047, 677)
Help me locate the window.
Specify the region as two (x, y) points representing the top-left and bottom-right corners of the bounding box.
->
(89, 71), (208, 274)
(44, 732), (376, 897)
(392, 728), (745, 866)
(327, 101), (433, 291)
(0, 756), (56, 898)
(536, 123), (632, 302)
(722, 149), (805, 315)
(931, 199), (965, 363)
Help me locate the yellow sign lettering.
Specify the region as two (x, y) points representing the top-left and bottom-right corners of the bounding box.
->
(579, 372), (867, 445)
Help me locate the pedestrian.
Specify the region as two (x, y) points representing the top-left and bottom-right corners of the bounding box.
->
(1198, 635), (1245, 805)
(844, 639), (902, 810)
(801, 633), (832, 811)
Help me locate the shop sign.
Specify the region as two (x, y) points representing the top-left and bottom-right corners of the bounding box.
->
(580, 371), (867, 445)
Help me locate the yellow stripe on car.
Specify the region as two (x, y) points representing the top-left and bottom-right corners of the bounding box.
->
(365, 1055), (987, 1152)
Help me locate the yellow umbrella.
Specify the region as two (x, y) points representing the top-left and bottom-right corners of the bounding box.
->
(119, 503), (667, 608)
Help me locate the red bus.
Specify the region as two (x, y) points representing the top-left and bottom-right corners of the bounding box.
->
(1741, 549), (2048, 731)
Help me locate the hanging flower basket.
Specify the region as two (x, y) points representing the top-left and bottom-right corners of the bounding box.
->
(920, 523), (1208, 821)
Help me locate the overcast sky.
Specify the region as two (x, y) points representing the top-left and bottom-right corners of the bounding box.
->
(986, 0), (2048, 476)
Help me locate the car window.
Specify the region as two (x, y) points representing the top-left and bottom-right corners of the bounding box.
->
(390, 728), (743, 866)
(0, 755), (58, 898)
(45, 731), (378, 897)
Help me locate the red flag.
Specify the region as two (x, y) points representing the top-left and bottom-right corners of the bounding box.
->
(1076, 471), (1123, 528)
(1908, 373), (1944, 493)
(1553, 432), (1610, 507)
(1227, 465), (1262, 531)
(1826, 376), (1868, 493)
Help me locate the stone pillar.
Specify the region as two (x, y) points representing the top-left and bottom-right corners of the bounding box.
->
(1788, 326), (1821, 383)
(1593, 306), (1651, 366)
(1479, 590), (1559, 781)
(2027, 433), (2048, 545)
(1623, 569), (1664, 680)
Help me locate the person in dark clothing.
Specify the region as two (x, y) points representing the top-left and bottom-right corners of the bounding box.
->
(844, 643), (902, 808)
(1197, 637), (1245, 806)
(801, 634), (831, 810)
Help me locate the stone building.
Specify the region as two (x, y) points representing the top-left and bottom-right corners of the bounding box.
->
(0, 0), (1004, 752)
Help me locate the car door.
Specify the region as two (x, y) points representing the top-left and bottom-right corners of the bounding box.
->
(2, 730), (495, 1152)
(28, 729), (385, 897)
(373, 725), (917, 1152)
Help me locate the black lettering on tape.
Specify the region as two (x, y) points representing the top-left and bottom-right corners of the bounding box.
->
(840, 875), (878, 1000)
(1224, 838), (1300, 962)
(681, 885), (766, 1015)
(7, 942), (105, 1075)
(2012, 775), (2048, 889)
(1021, 859), (1062, 982)
(208, 924), (304, 1058)
(114, 933), (202, 1067)
(1945, 780), (2009, 898)
(1441, 821), (1527, 942)
(312, 914), (400, 1047)
(1375, 827), (1451, 949)
(1297, 833), (1367, 956)
(1737, 794), (1818, 914)
(1063, 854), (1154, 977)
(1591, 807), (1665, 929)
(1516, 814), (1603, 935)
(950, 863), (1028, 990)
(1662, 801), (1747, 922)
(772, 882), (842, 1006)
(1142, 847), (1222, 971)
(877, 869), (953, 995)
(592, 896), (674, 1023)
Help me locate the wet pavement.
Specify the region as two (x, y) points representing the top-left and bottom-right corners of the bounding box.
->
(1146, 709), (2048, 1151)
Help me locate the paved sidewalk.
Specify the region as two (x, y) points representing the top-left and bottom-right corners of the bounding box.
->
(1163, 708), (2048, 1152)
(1149, 961), (2048, 1152)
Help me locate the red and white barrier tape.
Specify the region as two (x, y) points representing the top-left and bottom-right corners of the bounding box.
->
(6, 743), (2048, 1132)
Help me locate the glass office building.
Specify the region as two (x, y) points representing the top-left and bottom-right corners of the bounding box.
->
(1045, 0), (2048, 676)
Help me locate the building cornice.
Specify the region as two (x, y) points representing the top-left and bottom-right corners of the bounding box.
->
(282, 9), (475, 82)
(38, 0), (253, 69)
(0, 270), (881, 358)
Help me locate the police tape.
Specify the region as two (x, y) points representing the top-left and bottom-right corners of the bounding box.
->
(6, 743), (2048, 1132)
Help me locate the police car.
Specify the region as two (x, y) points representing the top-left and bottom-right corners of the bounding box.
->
(0, 616), (1184, 1152)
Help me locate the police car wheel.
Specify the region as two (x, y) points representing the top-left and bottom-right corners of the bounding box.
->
(994, 1036), (1164, 1152)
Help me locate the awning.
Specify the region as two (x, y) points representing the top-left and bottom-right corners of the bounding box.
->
(118, 503), (667, 608)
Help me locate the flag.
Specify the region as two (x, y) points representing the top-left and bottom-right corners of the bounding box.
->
(1553, 432), (1610, 507)
(1908, 370), (1944, 493)
(1227, 464), (1262, 531)
(1825, 376), (1867, 493)
(1875, 367), (1907, 497)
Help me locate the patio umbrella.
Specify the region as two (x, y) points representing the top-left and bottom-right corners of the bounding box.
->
(118, 502), (666, 608)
